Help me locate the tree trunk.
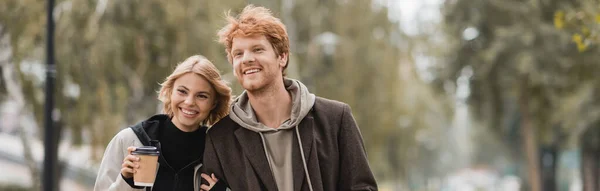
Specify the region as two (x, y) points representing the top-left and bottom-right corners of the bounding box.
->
(581, 126), (600, 191)
(520, 78), (542, 191)
(18, 125), (40, 191)
(1, 57), (41, 190)
(539, 145), (558, 191)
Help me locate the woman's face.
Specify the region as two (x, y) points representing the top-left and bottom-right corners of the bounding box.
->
(170, 73), (216, 132)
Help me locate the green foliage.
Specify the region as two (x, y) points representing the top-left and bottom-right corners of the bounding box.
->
(440, 0), (600, 145)
(1, 0), (247, 157)
(439, 0), (600, 189)
(553, 0), (600, 52)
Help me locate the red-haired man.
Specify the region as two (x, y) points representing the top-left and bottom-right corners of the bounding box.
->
(202, 4), (378, 191)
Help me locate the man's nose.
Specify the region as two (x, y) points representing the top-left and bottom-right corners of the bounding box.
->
(241, 52), (255, 64)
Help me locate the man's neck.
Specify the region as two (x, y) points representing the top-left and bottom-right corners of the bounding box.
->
(247, 80), (292, 129)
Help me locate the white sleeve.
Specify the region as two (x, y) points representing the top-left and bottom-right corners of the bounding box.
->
(93, 129), (144, 191)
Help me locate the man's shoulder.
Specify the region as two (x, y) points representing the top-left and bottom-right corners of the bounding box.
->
(207, 115), (240, 137)
(314, 96), (349, 113)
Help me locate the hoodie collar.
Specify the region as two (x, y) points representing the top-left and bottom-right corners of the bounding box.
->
(230, 78), (316, 132)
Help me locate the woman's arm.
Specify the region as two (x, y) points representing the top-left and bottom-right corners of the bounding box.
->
(93, 129), (145, 191)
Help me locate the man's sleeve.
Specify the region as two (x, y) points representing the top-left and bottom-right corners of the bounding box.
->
(202, 132), (228, 191)
(337, 104), (378, 190)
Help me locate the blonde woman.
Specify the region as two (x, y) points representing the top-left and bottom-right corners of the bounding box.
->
(94, 55), (232, 191)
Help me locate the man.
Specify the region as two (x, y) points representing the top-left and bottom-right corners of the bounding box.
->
(203, 4), (377, 191)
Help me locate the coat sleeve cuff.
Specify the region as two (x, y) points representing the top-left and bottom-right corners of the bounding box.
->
(121, 174), (146, 189)
(210, 181), (228, 191)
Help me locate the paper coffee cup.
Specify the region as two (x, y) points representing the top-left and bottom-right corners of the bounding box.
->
(132, 146), (160, 187)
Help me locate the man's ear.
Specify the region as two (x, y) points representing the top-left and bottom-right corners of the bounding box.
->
(278, 53), (288, 68)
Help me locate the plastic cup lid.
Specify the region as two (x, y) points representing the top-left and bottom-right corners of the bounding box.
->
(132, 146), (160, 156)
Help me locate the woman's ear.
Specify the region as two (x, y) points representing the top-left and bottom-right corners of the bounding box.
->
(211, 101), (217, 111)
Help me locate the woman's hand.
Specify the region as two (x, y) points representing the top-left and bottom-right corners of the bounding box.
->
(120, 146), (139, 178)
(200, 173), (219, 191)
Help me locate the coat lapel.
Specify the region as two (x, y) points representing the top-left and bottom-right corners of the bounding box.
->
(293, 116), (315, 191)
(234, 128), (278, 190)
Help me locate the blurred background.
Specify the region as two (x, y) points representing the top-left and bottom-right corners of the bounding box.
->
(1, 0), (599, 190)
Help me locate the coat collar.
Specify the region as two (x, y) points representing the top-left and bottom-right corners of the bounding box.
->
(234, 128), (279, 190)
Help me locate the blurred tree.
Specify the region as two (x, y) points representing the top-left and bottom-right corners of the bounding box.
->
(580, 125), (600, 191)
(0, 0), (249, 158)
(553, 0), (600, 52)
(439, 0), (600, 190)
(0, 0), (47, 189)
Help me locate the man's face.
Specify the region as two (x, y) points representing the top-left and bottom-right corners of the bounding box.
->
(230, 35), (286, 92)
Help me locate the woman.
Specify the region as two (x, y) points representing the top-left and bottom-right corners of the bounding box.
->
(94, 55), (232, 191)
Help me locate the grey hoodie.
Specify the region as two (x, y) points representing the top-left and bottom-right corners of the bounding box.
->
(230, 78), (315, 191)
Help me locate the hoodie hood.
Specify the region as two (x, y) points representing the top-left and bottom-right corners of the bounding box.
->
(230, 78), (316, 132)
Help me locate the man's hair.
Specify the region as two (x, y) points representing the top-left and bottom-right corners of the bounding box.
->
(217, 4), (290, 75)
(158, 55), (232, 126)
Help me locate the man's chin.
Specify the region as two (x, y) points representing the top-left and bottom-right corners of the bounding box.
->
(242, 81), (262, 91)
(243, 86), (259, 92)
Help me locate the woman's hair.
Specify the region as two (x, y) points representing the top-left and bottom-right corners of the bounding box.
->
(217, 4), (290, 74)
(158, 55), (232, 126)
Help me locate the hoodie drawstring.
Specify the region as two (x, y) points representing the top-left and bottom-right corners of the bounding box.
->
(295, 125), (314, 191)
(259, 133), (277, 179)
(261, 126), (314, 191)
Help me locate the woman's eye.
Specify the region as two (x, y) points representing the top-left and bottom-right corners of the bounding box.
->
(178, 89), (186, 94)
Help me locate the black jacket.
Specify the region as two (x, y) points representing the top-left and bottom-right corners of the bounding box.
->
(129, 114), (206, 191)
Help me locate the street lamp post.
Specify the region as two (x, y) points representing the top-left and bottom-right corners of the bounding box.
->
(44, 0), (59, 190)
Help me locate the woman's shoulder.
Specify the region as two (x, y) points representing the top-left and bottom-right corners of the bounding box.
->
(105, 127), (144, 154)
(111, 127), (138, 142)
